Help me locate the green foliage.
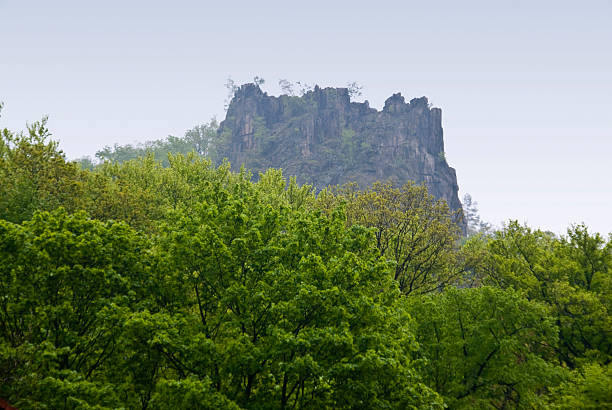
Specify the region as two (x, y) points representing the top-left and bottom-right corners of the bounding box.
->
(322, 181), (463, 295)
(462, 193), (492, 236)
(547, 362), (612, 409)
(0, 209), (147, 408)
(255, 169), (316, 211)
(0, 118), (610, 408)
(483, 222), (612, 368)
(408, 286), (562, 409)
(149, 377), (241, 410)
(75, 156), (96, 170)
(95, 119), (218, 166)
(0, 129), (444, 408)
(82, 153), (235, 232)
(149, 173), (442, 408)
(0, 117), (87, 223)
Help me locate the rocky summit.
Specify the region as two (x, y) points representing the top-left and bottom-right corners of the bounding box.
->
(215, 83), (463, 214)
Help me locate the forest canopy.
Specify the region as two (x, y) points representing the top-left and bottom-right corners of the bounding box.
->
(0, 115), (610, 409)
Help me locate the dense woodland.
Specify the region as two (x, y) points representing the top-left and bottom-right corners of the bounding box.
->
(0, 113), (610, 409)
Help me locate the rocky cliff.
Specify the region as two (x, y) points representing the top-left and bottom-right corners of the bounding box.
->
(216, 83), (463, 214)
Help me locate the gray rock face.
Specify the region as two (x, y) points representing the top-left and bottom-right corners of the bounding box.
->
(216, 83), (463, 216)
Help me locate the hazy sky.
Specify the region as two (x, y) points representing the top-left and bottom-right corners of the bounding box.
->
(1, 0), (611, 234)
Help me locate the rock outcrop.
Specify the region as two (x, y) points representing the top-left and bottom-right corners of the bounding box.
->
(216, 83), (463, 215)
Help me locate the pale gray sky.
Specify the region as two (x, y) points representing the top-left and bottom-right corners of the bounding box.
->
(1, 0), (610, 234)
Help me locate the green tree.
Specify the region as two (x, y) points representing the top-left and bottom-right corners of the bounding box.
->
(95, 120), (218, 166)
(408, 286), (562, 409)
(0, 116), (87, 223)
(547, 363), (612, 409)
(322, 181), (462, 295)
(147, 174), (443, 409)
(484, 222), (611, 368)
(462, 193), (492, 236)
(0, 209), (147, 408)
(82, 153), (232, 233)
